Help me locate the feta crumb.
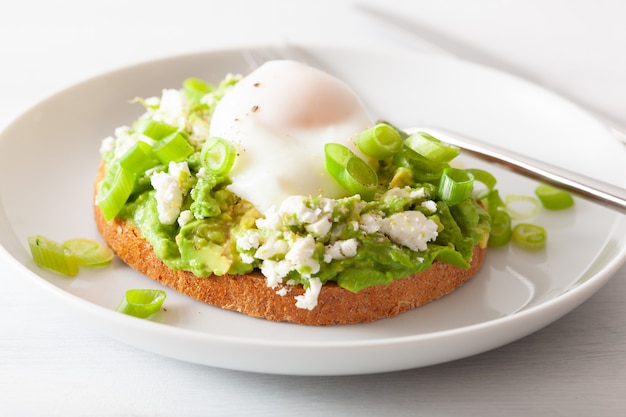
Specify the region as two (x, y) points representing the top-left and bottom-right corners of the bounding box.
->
(324, 238), (359, 262)
(236, 230), (261, 251)
(305, 214), (333, 237)
(276, 287), (289, 296)
(99, 136), (115, 155)
(295, 277), (323, 310)
(153, 88), (186, 128)
(380, 211), (438, 252)
(177, 209), (193, 227)
(255, 237), (289, 260)
(279, 196), (318, 224)
(260, 259), (292, 288)
(285, 235), (319, 275)
(359, 212), (383, 234)
(421, 200), (438, 213)
(150, 161), (190, 225)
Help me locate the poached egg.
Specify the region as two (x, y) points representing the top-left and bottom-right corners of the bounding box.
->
(208, 60), (373, 214)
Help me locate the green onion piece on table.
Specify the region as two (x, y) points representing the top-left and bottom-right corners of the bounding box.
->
(505, 194), (541, 220)
(357, 123), (403, 160)
(28, 235), (79, 277)
(201, 137), (236, 174)
(63, 238), (114, 267)
(116, 289), (167, 318)
(535, 184), (575, 210)
(438, 167), (474, 206)
(512, 223), (547, 250)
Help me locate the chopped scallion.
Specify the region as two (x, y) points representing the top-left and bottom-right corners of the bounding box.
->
(135, 119), (178, 140)
(119, 140), (158, 174)
(152, 131), (194, 164)
(468, 168), (497, 200)
(438, 167), (474, 206)
(404, 131), (460, 163)
(96, 166), (136, 222)
(505, 194), (540, 220)
(357, 123), (403, 160)
(535, 184), (575, 210)
(28, 235), (79, 277)
(324, 143), (378, 200)
(183, 77), (213, 104)
(512, 223), (547, 250)
(116, 289), (167, 318)
(201, 137), (236, 174)
(488, 210), (512, 247)
(63, 238), (114, 267)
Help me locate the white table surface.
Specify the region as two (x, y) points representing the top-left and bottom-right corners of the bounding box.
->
(1, 1), (625, 415)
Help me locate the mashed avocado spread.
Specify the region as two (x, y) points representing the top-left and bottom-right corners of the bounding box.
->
(97, 74), (492, 298)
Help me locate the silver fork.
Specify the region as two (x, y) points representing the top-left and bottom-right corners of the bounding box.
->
(242, 44), (626, 213)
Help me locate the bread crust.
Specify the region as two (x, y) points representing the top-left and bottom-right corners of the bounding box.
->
(94, 164), (486, 325)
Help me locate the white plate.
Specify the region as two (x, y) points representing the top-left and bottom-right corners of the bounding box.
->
(1, 45), (625, 376)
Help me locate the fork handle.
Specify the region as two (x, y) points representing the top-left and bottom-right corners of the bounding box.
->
(410, 126), (626, 214)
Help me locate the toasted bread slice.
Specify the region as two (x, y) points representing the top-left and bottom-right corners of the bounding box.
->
(94, 164), (486, 325)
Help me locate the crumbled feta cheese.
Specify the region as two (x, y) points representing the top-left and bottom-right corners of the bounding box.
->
(100, 136), (115, 155)
(324, 238), (359, 262)
(295, 277), (323, 310)
(260, 259), (292, 288)
(380, 211), (438, 252)
(410, 188), (426, 199)
(256, 206), (282, 230)
(279, 195), (319, 224)
(153, 88), (186, 128)
(359, 212), (383, 234)
(255, 237), (289, 260)
(236, 230), (261, 251)
(177, 209), (193, 227)
(421, 200), (438, 213)
(305, 214), (333, 237)
(150, 161), (191, 225)
(285, 235), (319, 275)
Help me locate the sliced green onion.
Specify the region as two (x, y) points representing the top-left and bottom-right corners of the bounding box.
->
(325, 143), (378, 200)
(152, 131), (194, 164)
(357, 123), (403, 160)
(119, 140), (158, 174)
(535, 184), (575, 210)
(116, 289), (167, 318)
(438, 167), (474, 206)
(183, 77), (213, 104)
(63, 238), (114, 267)
(28, 235), (79, 277)
(512, 223), (547, 250)
(395, 149), (446, 182)
(505, 194), (541, 220)
(200, 137), (236, 174)
(467, 169), (497, 200)
(488, 210), (512, 247)
(344, 157), (378, 200)
(325, 142), (353, 179)
(135, 119), (178, 140)
(404, 131), (460, 163)
(96, 166), (136, 222)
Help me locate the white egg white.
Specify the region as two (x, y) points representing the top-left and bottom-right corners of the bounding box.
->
(208, 60), (373, 214)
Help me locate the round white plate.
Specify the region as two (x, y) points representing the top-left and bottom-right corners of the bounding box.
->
(1, 45), (625, 376)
